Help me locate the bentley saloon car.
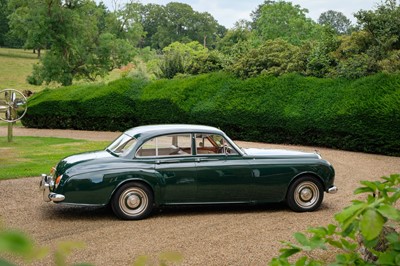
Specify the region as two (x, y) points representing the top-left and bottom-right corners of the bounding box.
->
(40, 124), (337, 220)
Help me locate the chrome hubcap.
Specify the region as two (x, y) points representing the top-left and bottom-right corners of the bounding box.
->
(300, 188), (313, 201)
(119, 187), (148, 216)
(294, 181), (320, 209)
(126, 194), (141, 209)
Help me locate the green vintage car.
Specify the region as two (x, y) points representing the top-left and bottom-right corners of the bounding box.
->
(40, 124), (337, 220)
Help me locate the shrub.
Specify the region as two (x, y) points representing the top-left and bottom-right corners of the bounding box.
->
(22, 78), (148, 131)
(230, 39), (305, 78)
(22, 72), (400, 156)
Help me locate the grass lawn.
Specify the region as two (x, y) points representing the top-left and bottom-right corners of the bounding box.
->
(0, 48), (46, 92)
(0, 47), (123, 93)
(0, 136), (110, 180)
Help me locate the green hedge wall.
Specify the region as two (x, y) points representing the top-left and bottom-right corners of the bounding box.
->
(22, 72), (400, 156)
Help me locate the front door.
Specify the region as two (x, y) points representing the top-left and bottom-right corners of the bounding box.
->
(194, 134), (252, 202)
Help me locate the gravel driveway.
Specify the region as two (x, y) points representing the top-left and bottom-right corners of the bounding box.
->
(1, 127), (400, 265)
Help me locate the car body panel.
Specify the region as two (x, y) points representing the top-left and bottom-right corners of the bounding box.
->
(43, 124), (336, 211)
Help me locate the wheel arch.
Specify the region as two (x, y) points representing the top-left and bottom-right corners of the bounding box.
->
(286, 172), (325, 198)
(285, 172), (325, 212)
(108, 178), (156, 205)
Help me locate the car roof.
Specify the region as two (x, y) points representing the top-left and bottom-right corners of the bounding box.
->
(124, 124), (225, 139)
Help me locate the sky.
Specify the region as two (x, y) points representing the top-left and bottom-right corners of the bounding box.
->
(100, 0), (381, 28)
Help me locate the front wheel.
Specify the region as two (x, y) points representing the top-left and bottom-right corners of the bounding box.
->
(111, 182), (154, 220)
(286, 176), (324, 212)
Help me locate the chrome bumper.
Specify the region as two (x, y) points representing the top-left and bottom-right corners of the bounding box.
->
(39, 174), (65, 202)
(327, 186), (338, 194)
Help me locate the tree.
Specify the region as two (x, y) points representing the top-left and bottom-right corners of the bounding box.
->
(22, 0), (135, 86)
(136, 2), (222, 50)
(230, 39), (304, 78)
(0, 0), (10, 46)
(217, 19), (253, 55)
(110, 1), (145, 46)
(318, 10), (353, 35)
(252, 0), (322, 45)
(158, 41), (223, 78)
(7, 0), (52, 57)
(331, 31), (378, 79)
(135, 3), (166, 48)
(305, 27), (340, 78)
(355, 0), (400, 58)
(190, 11), (219, 48)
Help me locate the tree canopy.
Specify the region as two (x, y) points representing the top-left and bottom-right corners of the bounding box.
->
(1, 0), (400, 84)
(318, 10), (353, 35)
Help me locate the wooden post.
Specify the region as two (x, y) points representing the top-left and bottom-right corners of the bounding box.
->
(7, 122), (13, 142)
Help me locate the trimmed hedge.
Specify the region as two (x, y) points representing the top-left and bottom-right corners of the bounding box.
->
(22, 72), (400, 156)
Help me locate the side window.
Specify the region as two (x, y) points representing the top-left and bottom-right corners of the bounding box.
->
(196, 134), (238, 155)
(136, 134), (192, 157)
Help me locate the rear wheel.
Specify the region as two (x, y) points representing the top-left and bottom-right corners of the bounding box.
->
(286, 176), (324, 212)
(111, 182), (153, 220)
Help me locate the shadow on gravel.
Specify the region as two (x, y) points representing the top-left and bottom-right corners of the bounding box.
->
(154, 202), (289, 217)
(40, 202), (332, 221)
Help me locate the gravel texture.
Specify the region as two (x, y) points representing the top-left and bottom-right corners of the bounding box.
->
(1, 127), (400, 265)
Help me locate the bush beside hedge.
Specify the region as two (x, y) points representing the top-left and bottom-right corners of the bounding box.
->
(22, 72), (400, 156)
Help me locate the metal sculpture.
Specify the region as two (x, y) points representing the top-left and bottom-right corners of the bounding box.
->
(0, 89), (28, 142)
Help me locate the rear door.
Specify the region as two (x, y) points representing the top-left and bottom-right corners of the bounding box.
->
(136, 134), (197, 203)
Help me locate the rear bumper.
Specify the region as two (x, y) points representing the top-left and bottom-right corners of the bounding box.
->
(39, 174), (65, 202)
(327, 186), (338, 194)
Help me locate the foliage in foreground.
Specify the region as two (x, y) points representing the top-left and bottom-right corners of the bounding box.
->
(0, 224), (182, 265)
(0, 226), (89, 266)
(270, 174), (400, 266)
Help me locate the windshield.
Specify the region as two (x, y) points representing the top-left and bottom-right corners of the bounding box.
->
(106, 133), (137, 156)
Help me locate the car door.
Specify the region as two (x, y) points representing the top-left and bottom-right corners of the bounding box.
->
(194, 133), (252, 202)
(136, 134), (197, 203)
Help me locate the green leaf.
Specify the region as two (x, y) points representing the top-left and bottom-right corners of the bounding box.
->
(270, 257), (290, 266)
(340, 238), (358, 251)
(159, 251), (183, 263)
(308, 227), (327, 237)
(342, 221), (357, 237)
(327, 239), (343, 249)
(335, 254), (347, 263)
(279, 248), (301, 258)
(376, 251), (396, 265)
(359, 180), (378, 191)
(294, 232), (309, 246)
(294, 256), (307, 266)
(0, 258), (16, 266)
(354, 187), (375, 195)
(132, 255), (149, 266)
(327, 224), (337, 235)
(386, 232), (400, 251)
(362, 237), (379, 249)
(309, 236), (326, 249)
(378, 205), (400, 221)
(335, 202), (366, 229)
(0, 230), (33, 255)
(389, 190), (400, 204)
(360, 209), (385, 241)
